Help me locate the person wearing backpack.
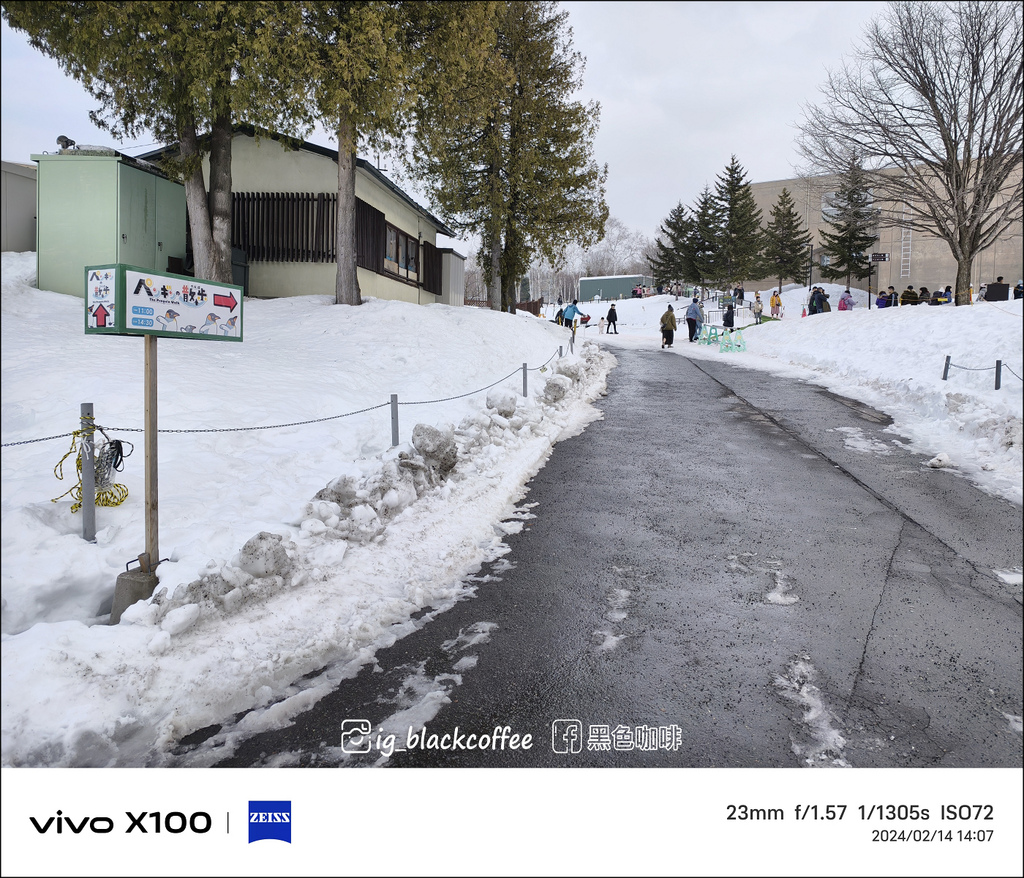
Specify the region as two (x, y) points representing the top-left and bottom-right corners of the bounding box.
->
(838, 289), (855, 311)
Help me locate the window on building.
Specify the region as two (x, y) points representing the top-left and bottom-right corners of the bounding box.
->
(384, 223), (418, 284)
(232, 192), (437, 292)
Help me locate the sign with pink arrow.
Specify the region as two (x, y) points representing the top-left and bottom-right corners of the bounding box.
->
(85, 264), (243, 342)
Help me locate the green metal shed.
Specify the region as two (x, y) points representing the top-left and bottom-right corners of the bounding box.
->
(33, 149), (186, 298)
(577, 274), (654, 302)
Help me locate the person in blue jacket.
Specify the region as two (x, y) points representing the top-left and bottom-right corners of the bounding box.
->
(561, 300), (586, 336)
(685, 297), (702, 342)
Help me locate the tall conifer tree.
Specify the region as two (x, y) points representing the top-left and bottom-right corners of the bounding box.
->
(762, 187), (813, 298)
(410, 1), (608, 311)
(681, 186), (725, 290)
(818, 160), (878, 290)
(651, 202), (689, 286)
(302, 1), (490, 305)
(3, 1), (309, 284)
(714, 155), (764, 287)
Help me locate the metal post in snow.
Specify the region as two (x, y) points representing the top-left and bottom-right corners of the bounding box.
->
(81, 402), (96, 542)
(995, 360), (1002, 390)
(942, 355), (951, 381)
(144, 335), (159, 566)
(522, 363), (528, 397)
(391, 394), (399, 447)
(559, 345), (563, 358)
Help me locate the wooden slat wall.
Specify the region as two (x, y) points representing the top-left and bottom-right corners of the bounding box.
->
(422, 240), (442, 295)
(232, 192), (345, 264)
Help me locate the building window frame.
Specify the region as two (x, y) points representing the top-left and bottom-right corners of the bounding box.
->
(384, 223), (419, 285)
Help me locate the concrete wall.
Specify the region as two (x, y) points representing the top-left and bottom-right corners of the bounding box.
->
(747, 166), (1023, 294)
(1, 161), (37, 252)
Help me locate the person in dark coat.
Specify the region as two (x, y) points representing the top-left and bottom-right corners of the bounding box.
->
(660, 304), (677, 348)
(723, 303), (735, 331)
(606, 303), (619, 334)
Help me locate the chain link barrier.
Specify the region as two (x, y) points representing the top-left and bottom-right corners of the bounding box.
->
(4, 347), (565, 443)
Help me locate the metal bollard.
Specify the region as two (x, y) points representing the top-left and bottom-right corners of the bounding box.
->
(995, 360), (1002, 390)
(522, 363), (528, 396)
(81, 403), (96, 542)
(942, 355), (951, 381)
(390, 394), (399, 446)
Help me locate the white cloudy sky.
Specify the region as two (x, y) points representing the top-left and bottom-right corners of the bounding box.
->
(1, 1), (888, 240)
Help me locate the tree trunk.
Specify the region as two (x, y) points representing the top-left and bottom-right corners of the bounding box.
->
(954, 256), (972, 307)
(180, 121), (214, 281)
(335, 115), (361, 306)
(207, 113), (233, 283)
(488, 239), (502, 311)
(179, 117), (233, 284)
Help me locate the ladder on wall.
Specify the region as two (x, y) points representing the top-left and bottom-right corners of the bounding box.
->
(900, 201), (912, 278)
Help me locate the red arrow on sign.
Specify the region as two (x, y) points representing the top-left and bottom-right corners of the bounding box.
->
(93, 304), (111, 327)
(213, 291), (238, 312)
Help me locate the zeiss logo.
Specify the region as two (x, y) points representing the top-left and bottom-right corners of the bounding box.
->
(248, 801), (291, 844)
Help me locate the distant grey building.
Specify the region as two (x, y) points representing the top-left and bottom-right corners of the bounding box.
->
(1, 161), (38, 253)
(578, 274), (655, 302)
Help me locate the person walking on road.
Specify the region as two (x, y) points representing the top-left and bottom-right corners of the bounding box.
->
(606, 303), (619, 334)
(685, 297), (702, 342)
(660, 304), (677, 348)
(561, 299), (586, 338)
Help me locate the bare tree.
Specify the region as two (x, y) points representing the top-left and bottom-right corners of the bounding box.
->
(582, 216), (651, 276)
(797, 0), (1022, 304)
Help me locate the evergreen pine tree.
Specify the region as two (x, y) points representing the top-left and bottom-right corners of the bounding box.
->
(3, 1), (309, 284)
(818, 160), (878, 290)
(681, 186), (725, 290)
(651, 202), (689, 286)
(714, 156), (765, 287)
(762, 188), (813, 300)
(410, 1), (608, 312)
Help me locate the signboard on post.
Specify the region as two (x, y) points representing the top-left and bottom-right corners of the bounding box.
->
(871, 253), (890, 262)
(86, 264), (243, 341)
(84, 263), (244, 596)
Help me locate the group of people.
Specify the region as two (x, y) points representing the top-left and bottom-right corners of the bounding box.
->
(659, 297), (708, 346)
(556, 299), (623, 338)
(807, 286), (832, 314)
(876, 284), (953, 308)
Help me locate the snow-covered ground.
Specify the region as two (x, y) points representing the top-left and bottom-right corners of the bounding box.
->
(2, 253), (1021, 769)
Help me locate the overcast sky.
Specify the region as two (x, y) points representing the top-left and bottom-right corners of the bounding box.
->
(2, 1), (888, 243)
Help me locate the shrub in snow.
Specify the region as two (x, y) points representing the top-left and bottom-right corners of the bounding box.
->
(486, 387), (518, 417)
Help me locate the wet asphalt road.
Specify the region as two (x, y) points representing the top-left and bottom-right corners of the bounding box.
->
(214, 344), (1023, 768)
